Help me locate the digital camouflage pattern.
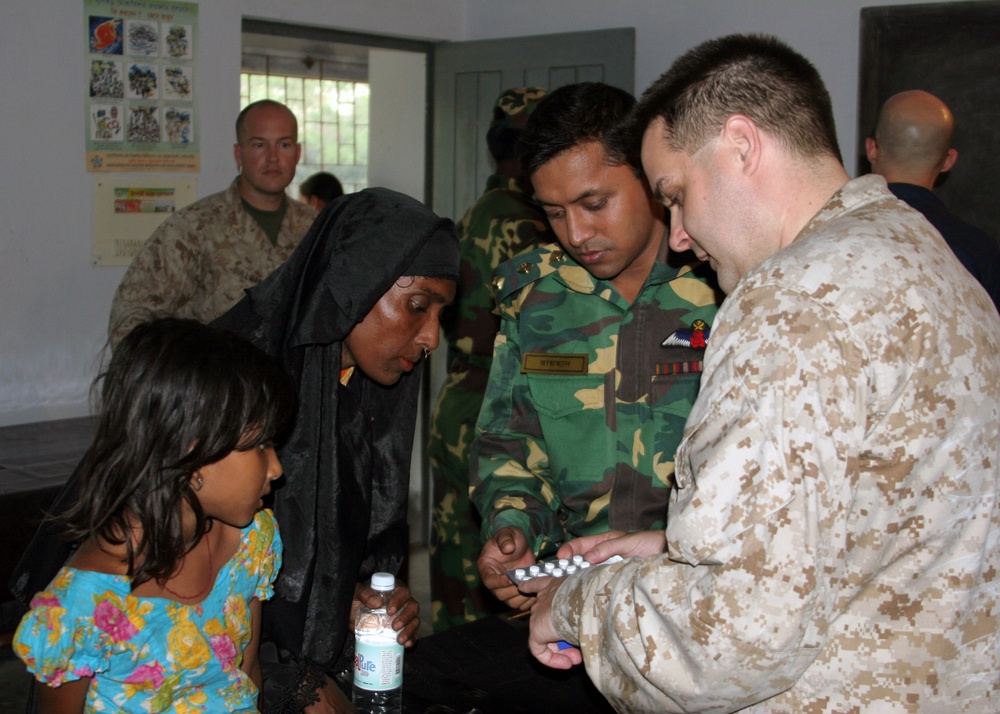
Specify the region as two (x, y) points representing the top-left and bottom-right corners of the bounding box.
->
(551, 176), (1000, 713)
(428, 174), (550, 631)
(471, 239), (719, 557)
(108, 178), (316, 346)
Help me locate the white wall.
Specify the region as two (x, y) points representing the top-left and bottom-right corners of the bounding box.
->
(368, 49), (428, 196)
(0, 0), (462, 426)
(462, 0), (977, 178)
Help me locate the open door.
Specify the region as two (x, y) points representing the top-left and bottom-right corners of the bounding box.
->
(432, 28), (635, 221)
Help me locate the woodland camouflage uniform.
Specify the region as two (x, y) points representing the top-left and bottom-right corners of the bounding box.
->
(428, 87), (550, 632)
(428, 175), (550, 631)
(471, 240), (719, 556)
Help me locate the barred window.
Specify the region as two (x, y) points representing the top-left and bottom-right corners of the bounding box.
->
(241, 53), (369, 197)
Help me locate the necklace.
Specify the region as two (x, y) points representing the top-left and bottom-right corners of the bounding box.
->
(162, 534), (213, 600)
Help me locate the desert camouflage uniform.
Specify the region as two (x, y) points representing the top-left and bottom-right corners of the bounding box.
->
(108, 178), (316, 346)
(471, 239), (719, 557)
(551, 176), (1000, 713)
(428, 174), (550, 631)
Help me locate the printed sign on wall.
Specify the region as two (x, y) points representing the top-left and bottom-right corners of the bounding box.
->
(85, 0), (199, 172)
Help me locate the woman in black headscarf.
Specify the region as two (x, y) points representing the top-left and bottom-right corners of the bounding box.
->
(215, 187), (459, 712)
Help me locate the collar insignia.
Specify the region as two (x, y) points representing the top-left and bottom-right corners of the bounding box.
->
(661, 319), (710, 349)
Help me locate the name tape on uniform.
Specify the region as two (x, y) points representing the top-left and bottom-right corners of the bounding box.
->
(521, 353), (589, 375)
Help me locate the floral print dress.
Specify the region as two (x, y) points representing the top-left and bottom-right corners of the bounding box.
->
(14, 509), (282, 713)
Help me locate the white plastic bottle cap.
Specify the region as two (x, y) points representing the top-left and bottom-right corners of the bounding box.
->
(370, 572), (395, 591)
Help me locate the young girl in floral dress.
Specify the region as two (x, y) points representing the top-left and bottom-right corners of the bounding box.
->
(14, 318), (296, 713)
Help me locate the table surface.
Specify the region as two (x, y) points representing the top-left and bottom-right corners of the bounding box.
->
(401, 614), (615, 714)
(0, 416), (96, 495)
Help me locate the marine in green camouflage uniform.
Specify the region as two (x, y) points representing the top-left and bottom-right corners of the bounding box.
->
(471, 239), (718, 557)
(428, 87), (550, 632)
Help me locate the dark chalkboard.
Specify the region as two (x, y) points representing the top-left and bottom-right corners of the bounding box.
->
(858, 1), (1000, 237)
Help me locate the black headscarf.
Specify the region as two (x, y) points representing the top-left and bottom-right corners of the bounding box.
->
(214, 188), (458, 672)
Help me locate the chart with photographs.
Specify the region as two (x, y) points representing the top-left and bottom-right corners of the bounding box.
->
(85, 0), (199, 172)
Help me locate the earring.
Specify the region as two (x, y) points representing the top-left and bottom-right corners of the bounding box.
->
(422, 347), (430, 360)
(193, 476), (204, 491)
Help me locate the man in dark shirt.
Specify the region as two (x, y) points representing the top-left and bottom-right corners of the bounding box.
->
(867, 89), (1000, 310)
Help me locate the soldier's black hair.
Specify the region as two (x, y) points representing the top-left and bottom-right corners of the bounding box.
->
(519, 82), (639, 177)
(59, 318), (297, 587)
(300, 171), (345, 204)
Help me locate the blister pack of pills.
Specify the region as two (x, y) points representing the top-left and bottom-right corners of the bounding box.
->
(507, 554), (624, 585)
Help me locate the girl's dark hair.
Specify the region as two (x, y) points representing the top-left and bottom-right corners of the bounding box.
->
(62, 318), (297, 587)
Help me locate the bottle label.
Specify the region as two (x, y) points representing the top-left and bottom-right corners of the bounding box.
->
(353, 635), (403, 691)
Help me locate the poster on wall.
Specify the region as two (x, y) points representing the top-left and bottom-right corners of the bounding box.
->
(92, 176), (196, 265)
(85, 0), (199, 172)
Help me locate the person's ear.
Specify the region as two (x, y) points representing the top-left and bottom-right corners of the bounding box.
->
(941, 148), (958, 173)
(723, 115), (761, 176)
(233, 143), (242, 172)
(865, 136), (878, 164)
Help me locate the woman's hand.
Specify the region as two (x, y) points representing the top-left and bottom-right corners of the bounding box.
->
(352, 580), (421, 647)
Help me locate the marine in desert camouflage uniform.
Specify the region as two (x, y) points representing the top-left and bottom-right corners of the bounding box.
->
(472, 83), (721, 613)
(525, 34), (1000, 713)
(108, 99), (315, 346)
(428, 87), (550, 631)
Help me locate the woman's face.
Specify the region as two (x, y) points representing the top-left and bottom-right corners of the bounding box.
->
(342, 276), (456, 386)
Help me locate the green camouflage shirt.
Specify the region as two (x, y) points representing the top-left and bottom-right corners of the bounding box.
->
(440, 174), (550, 377)
(471, 240), (719, 556)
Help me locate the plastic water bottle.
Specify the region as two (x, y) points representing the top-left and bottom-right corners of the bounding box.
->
(352, 572), (403, 713)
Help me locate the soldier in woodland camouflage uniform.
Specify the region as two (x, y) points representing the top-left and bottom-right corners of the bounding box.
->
(524, 35), (1000, 713)
(428, 87), (550, 631)
(108, 99), (315, 347)
(472, 83), (720, 612)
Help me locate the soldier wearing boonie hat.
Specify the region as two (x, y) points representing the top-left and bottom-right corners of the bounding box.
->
(428, 86), (552, 632)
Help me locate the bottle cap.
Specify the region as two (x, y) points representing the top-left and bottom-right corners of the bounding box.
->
(370, 572), (395, 591)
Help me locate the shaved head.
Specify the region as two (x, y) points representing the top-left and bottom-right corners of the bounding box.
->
(872, 90), (954, 174)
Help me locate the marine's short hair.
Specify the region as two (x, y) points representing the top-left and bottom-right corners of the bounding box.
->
(519, 82), (638, 177)
(235, 98), (295, 143)
(632, 33), (841, 163)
